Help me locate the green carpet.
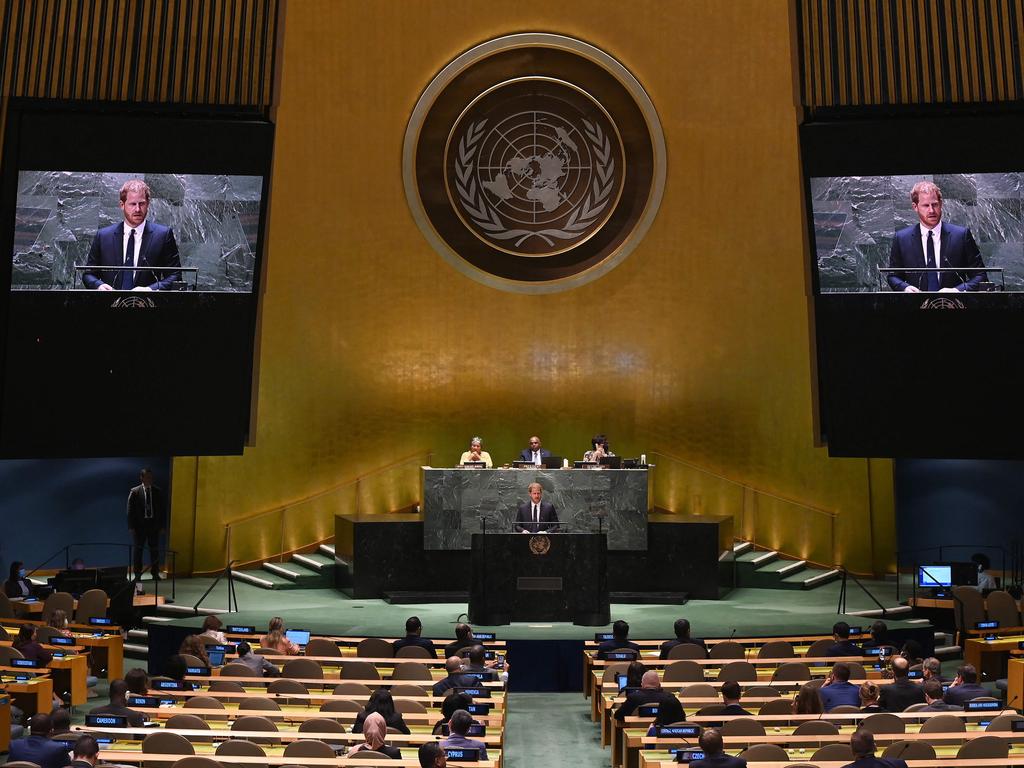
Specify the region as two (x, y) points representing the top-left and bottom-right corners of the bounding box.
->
(503, 693), (605, 768)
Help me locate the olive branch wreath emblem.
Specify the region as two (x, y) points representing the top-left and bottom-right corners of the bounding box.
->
(453, 118), (616, 249)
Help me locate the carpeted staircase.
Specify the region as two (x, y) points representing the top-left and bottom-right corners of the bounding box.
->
(230, 543), (337, 590)
(733, 541), (842, 590)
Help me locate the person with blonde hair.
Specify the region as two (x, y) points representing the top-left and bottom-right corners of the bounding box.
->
(261, 616), (299, 655)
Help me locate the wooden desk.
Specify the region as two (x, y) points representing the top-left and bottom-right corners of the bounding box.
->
(100, 751), (496, 767)
(3, 675), (53, 715)
(0, 693), (10, 753)
(965, 634), (1024, 681)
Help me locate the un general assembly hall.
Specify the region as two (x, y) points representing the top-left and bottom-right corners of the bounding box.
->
(2, 2), (1024, 767)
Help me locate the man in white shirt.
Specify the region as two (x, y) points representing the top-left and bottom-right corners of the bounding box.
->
(517, 435), (552, 465)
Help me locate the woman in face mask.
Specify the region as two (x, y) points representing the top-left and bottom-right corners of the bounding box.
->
(4, 560), (34, 598)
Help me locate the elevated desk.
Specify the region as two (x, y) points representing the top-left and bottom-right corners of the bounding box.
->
(469, 532), (609, 625)
(422, 466), (648, 550)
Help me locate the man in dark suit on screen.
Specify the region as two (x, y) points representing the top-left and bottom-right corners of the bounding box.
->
(514, 482), (560, 533)
(82, 179), (181, 291)
(128, 467), (166, 588)
(887, 181), (985, 293)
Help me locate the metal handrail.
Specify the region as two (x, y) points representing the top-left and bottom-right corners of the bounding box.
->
(836, 566), (887, 616)
(26, 541), (177, 603)
(194, 560), (239, 614)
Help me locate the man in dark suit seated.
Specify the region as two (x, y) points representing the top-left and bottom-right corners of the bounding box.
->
(879, 656), (925, 712)
(444, 623), (476, 659)
(418, 742), (447, 768)
(718, 680), (751, 716)
(439, 709), (488, 761)
(597, 619), (641, 660)
(514, 482), (560, 533)
(461, 645), (497, 680)
(841, 729), (908, 768)
(518, 435), (552, 465)
(660, 618), (707, 659)
(887, 181), (986, 293)
(88, 679), (146, 726)
(431, 656), (478, 697)
(819, 663), (861, 711)
(942, 663), (988, 707)
(689, 728), (746, 768)
(825, 621), (861, 657)
(614, 670), (685, 726)
(921, 679), (959, 711)
(8, 713), (71, 768)
(392, 616), (438, 658)
(82, 179), (182, 291)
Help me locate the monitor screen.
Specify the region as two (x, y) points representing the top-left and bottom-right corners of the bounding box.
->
(918, 564), (952, 588)
(285, 629), (311, 646)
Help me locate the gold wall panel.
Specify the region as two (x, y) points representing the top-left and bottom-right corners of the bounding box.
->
(173, 0), (895, 576)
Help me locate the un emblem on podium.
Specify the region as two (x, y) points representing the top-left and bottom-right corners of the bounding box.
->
(529, 535), (552, 556)
(404, 34), (666, 293)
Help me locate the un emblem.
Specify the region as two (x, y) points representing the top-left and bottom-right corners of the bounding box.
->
(529, 535), (552, 556)
(404, 34), (665, 293)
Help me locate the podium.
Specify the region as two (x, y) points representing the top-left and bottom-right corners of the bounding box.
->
(469, 532), (609, 626)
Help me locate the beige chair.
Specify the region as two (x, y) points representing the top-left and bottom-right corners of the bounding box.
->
(757, 641), (794, 659)
(860, 712), (905, 734)
(951, 585), (986, 641)
(220, 661), (260, 678)
(356, 638), (393, 658)
(231, 715), (280, 745)
(268, 678), (309, 697)
(391, 661), (433, 681)
(919, 712), (966, 745)
(143, 731), (195, 762)
(239, 698), (283, 722)
(770, 662), (810, 682)
(793, 720), (839, 736)
(882, 741), (935, 760)
(720, 717), (766, 736)
(169, 758), (224, 768)
(667, 643), (707, 660)
(956, 735), (1009, 760)
(903, 703), (928, 712)
(183, 695), (225, 710)
(985, 590), (1022, 628)
(601, 662), (630, 687)
(694, 704), (726, 716)
(810, 743), (854, 762)
(744, 686), (780, 698)
(844, 661), (867, 679)
(304, 638), (342, 658)
(737, 744), (789, 761)
(165, 714), (212, 743)
(395, 645), (432, 659)
(347, 752), (389, 760)
(390, 683), (427, 697)
(0, 625), (8, 641)
(5, 763), (45, 768)
(804, 639), (833, 657)
(339, 660), (378, 680)
(283, 739), (337, 761)
(179, 653), (206, 667)
(986, 713), (1024, 731)
(663, 660), (704, 683)
(215, 740), (266, 758)
(333, 682), (372, 697)
(757, 698), (794, 715)
(42, 591), (74, 625)
(828, 704), (860, 713)
(717, 661), (758, 682)
(35, 626), (64, 645)
(708, 641), (745, 659)
(299, 718), (346, 734)
(283, 658), (324, 680)
(74, 588), (108, 623)
(320, 698), (364, 713)
(0, 646), (25, 665)
(678, 683), (717, 699)
(209, 680), (246, 692)
(394, 698), (427, 715)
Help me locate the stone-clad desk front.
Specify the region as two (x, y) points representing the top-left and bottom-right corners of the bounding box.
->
(422, 467), (648, 551)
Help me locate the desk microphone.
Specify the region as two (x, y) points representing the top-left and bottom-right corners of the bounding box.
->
(729, 629), (737, 640)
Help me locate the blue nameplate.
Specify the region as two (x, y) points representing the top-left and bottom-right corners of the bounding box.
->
(472, 632), (496, 641)
(907, 669), (923, 679)
(976, 620), (999, 630)
(49, 636), (75, 646)
(607, 651), (638, 660)
(865, 647), (884, 656)
(659, 725), (701, 738)
(674, 750), (706, 763)
(443, 748), (479, 762)
(86, 714), (127, 727)
(1012, 719), (1024, 732)
(11, 658), (40, 668)
(848, 626), (862, 635)
(89, 617), (114, 625)
(466, 703), (492, 715)
(186, 666), (211, 676)
(595, 632), (614, 642)
(454, 687), (490, 697)
(966, 700), (1000, 711)
(227, 625), (256, 634)
(637, 704), (660, 716)
(128, 696), (160, 707)
(156, 680), (186, 690)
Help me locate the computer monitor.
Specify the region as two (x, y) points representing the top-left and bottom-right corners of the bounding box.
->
(206, 649), (225, 667)
(599, 455), (622, 469)
(541, 455), (563, 469)
(461, 461), (486, 468)
(918, 564), (952, 588)
(285, 629), (311, 646)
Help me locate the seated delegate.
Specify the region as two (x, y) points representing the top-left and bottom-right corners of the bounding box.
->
(459, 436), (493, 467)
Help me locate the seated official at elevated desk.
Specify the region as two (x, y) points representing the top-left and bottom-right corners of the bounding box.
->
(514, 483), (560, 533)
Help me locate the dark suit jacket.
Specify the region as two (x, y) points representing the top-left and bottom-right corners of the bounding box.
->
(887, 222), (985, 292)
(518, 448), (552, 462)
(392, 634), (438, 659)
(432, 672), (478, 697)
(89, 702), (146, 727)
(614, 687), (685, 725)
(83, 220), (181, 290)
(825, 640), (862, 657)
(879, 678), (925, 711)
(719, 703), (752, 716)
(690, 753), (747, 768)
(659, 637), (708, 659)
(597, 639), (641, 660)
(841, 758), (908, 768)
(820, 680), (861, 711)
(127, 483), (167, 531)
(942, 682), (988, 707)
(8, 735), (71, 768)
(514, 500), (560, 533)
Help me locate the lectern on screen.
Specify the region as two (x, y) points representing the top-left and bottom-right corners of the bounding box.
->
(0, 101), (273, 457)
(800, 107), (1024, 458)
